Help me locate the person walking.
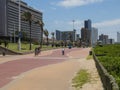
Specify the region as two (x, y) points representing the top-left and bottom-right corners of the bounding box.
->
(34, 48), (38, 56)
(62, 48), (65, 55)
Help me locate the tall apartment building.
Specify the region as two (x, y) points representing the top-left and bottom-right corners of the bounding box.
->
(0, 0), (43, 41)
(91, 27), (98, 47)
(81, 28), (89, 45)
(84, 19), (92, 30)
(108, 39), (115, 44)
(99, 34), (109, 44)
(56, 30), (76, 42)
(117, 32), (120, 43)
(81, 19), (92, 46)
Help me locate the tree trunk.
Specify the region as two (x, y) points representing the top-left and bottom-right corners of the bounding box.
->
(40, 27), (43, 48)
(29, 22), (32, 50)
(47, 36), (48, 46)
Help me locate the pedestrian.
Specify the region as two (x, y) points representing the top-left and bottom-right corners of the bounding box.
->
(62, 48), (65, 55)
(38, 47), (41, 54)
(35, 47), (38, 56)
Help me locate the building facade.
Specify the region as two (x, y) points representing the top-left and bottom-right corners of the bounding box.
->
(99, 34), (109, 44)
(76, 34), (80, 41)
(84, 19), (92, 30)
(108, 39), (115, 44)
(81, 28), (91, 46)
(0, 0), (43, 41)
(56, 30), (76, 42)
(91, 27), (98, 47)
(117, 32), (120, 43)
(81, 19), (92, 46)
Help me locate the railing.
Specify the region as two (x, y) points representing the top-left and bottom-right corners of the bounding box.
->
(93, 52), (119, 90)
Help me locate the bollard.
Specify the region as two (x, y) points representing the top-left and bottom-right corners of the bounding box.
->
(2, 52), (5, 56)
(89, 51), (92, 55)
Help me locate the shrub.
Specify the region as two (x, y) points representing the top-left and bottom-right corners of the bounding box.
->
(4, 40), (9, 48)
(94, 44), (120, 88)
(0, 39), (3, 45)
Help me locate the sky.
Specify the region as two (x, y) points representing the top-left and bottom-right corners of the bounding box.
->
(23, 0), (120, 41)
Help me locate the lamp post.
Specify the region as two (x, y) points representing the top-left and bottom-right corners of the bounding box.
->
(72, 20), (76, 41)
(18, 0), (21, 50)
(13, 21), (15, 43)
(72, 20), (75, 30)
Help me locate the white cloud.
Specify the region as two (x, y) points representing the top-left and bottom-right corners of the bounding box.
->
(57, 0), (103, 8)
(93, 19), (120, 27)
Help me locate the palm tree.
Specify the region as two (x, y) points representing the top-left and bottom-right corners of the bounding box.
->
(44, 29), (49, 46)
(22, 11), (33, 50)
(51, 32), (55, 46)
(35, 20), (44, 47)
(68, 32), (73, 42)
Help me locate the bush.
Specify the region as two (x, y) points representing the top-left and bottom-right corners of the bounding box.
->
(4, 40), (9, 48)
(0, 39), (3, 45)
(94, 44), (120, 88)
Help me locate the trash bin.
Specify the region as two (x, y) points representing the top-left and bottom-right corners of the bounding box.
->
(89, 51), (92, 55)
(2, 52), (5, 56)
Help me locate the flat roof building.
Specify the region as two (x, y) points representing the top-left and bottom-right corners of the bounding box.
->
(117, 32), (120, 43)
(84, 19), (92, 30)
(56, 30), (76, 42)
(91, 27), (98, 47)
(99, 34), (109, 44)
(0, 0), (43, 41)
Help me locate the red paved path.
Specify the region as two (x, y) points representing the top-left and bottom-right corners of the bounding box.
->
(0, 48), (83, 88)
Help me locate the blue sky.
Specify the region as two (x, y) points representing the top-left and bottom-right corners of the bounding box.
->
(23, 0), (120, 41)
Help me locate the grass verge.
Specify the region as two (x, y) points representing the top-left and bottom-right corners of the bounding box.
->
(72, 69), (91, 89)
(0, 43), (60, 53)
(86, 55), (93, 60)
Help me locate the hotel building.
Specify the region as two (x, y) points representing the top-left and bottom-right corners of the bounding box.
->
(0, 0), (43, 41)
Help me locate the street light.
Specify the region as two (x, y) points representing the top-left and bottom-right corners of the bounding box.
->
(72, 20), (75, 30)
(72, 20), (76, 41)
(18, 0), (21, 50)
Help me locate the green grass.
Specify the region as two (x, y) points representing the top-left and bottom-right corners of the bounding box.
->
(86, 55), (93, 60)
(0, 43), (60, 53)
(94, 44), (120, 88)
(72, 69), (91, 89)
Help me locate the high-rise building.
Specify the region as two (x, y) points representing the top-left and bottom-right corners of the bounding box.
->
(76, 34), (80, 41)
(0, 0), (43, 41)
(81, 19), (92, 46)
(108, 39), (115, 44)
(117, 32), (120, 43)
(91, 27), (98, 47)
(56, 30), (76, 42)
(81, 28), (91, 46)
(84, 19), (92, 30)
(99, 34), (109, 44)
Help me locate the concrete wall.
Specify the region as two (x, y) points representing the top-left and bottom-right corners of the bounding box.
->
(0, 46), (22, 55)
(93, 52), (119, 90)
(0, 46), (34, 55)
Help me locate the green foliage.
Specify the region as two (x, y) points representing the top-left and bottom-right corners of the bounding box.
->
(1, 43), (60, 53)
(4, 40), (9, 48)
(86, 55), (93, 60)
(0, 39), (3, 45)
(94, 44), (120, 88)
(72, 69), (90, 89)
(94, 44), (120, 57)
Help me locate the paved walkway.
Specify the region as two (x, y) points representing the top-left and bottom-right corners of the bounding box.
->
(0, 48), (103, 90)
